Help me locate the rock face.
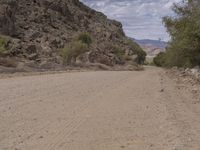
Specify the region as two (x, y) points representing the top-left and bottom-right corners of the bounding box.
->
(0, 0), (141, 69)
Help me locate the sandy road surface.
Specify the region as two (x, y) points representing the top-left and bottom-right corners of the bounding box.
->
(0, 67), (200, 150)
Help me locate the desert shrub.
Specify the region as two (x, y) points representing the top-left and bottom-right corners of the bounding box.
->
(60, 41), (89, 64)
(60, 46), (71, 63)
(76, 32), (92, 46)
(60, 32), (92, 65)
(127, 40), (146, 64)
(0, 36), (8, 55)
(112, 46), (125, 64)
(103, 43), (125, 64)
(113, 46), (124, 59)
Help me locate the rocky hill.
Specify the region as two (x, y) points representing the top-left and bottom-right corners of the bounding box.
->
(0, 0), (144, 71)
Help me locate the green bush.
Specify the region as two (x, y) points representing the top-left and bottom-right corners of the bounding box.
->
(60, 41), (89, 64)
(162, 0), (200, 68)
(0, 36), (8, 55)
(153, 52), (166, 67)
(115, 47), (124, 60)
(77, 32), (92, 46)
(127, 40), (146, 64)
(136, 49), (147, 65)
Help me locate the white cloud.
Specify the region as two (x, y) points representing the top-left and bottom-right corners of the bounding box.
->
(80, 0), (182, 41)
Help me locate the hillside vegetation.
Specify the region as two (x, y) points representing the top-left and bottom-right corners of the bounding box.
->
(0, 36), (8, 55)
(154, 0), (200, 68)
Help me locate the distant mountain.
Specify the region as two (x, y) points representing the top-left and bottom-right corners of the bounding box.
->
(134, 39), (167, 49)
(131, 38), (167, 57)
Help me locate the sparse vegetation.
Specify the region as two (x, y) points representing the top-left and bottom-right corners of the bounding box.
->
(0, 36), (8, 55)
(60, 32), (92, 65)
(60, 41), (89, 65)
(159, 0), (200, 68)
(76, 32), (92, 46)
(102, 43), (126, 65)
(105, 43), (125, 60)
(113, 46), (124, 60)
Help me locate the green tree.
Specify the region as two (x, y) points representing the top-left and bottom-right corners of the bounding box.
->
(127, 40), (146, 64)
(163, 0), (200, 67)
(153, 52), (166, 67)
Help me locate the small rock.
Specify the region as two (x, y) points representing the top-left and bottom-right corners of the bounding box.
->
(120, 145), (125, 148)
(160, 89), (164, 92)
(150, 144), (154, 147)
(39, 136), (44, 139)
(172, 66), (178, 70)
(28, 53), (38, 60)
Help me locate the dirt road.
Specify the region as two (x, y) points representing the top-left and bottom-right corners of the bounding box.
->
(0, 67), (200, 150)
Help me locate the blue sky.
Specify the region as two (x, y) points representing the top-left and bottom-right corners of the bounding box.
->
(80, 0), (181, 41)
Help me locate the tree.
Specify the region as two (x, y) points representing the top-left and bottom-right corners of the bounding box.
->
(127, 40), (147, 64)
(153, 52), (166, 67)
(162, 0), (200, 67)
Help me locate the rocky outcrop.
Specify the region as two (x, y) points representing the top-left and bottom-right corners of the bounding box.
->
(175, 67), (200, 80)
(0, 0), (141, 69)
